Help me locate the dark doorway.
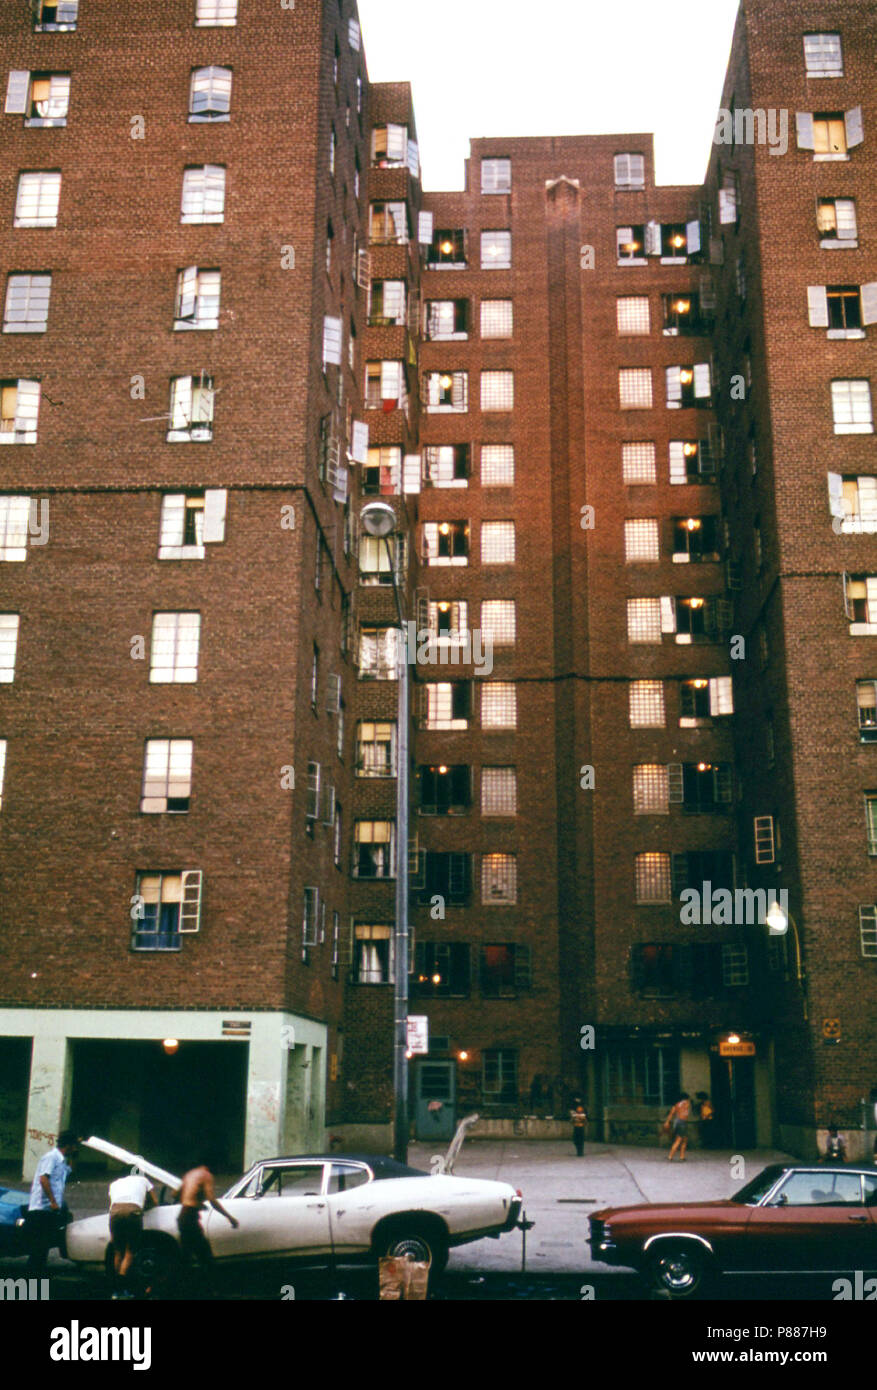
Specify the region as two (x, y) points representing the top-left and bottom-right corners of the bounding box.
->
(0, 1038), (32, 1170)
(70, 1040), (248, 1175)
(710, 1053), (757, 1148)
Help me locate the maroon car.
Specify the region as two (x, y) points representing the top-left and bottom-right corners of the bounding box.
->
(589, 1163), (877, 1297)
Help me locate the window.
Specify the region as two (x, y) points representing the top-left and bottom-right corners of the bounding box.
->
(679, 676), (733, 724)
(619, 369), (652, 409)
(0, 614), (19, 681)
(735, 255), (747, 299)
(674, 761), (733, 812)
(421, 681), (470, 730)
(629, 680), (665, 728)
(425, 300), (468, 340)
(412, 850), (472, 904)
(358, 625), (397, 680)
(0, 380), (40, 442)
(480, 300), (513, 339)
(481, 853), (517, 905)
(181, 165), (226, 223)
(614, 153), (645, 190)
(423, 370), (467, 412)
(481, 521), (515, 564)
(662, 291), (711, 336)
(173, 268), (221, 331)
(356, 721), (396, 777)
(866, 793), (877, 855)
(353, 821), (394, 878)
(359, 532), (406, 585)
(196, 0), (238, 24)
(635, 852), (672, 903)
(481, 766), (517, 816)
(3, 275), (51, 334)
(807, 111), (860, 158)
(616, 224), (647, 264)
(413, 944), (470, 998)
(481, 599), (516, 647)
(158, 490), (226, 558)
(310, 644), (319, 707)
(427, 229), (467, 267)
(672, 515), (720, 562)
(633, 764), (669, 815)
(603, 1043), (679, 1106)
(804, 33), (843, 77)
(132, 871), (201, 951)
(669, 439), (716, 483)
(369, 281), (406, 326)
(830, 475), (877, 532)
(481, 158), (511, 194)
(858, 905), (877, 959)
(665, 364), (712, 408)
(0, 739), (5, 810)
(0, 497), (30, 561)
(480, 944), (531, 998)
(622, 442), (656, 485)
(14, 74), (70, 127)
(362, 446), (401, 497)
(481, 231), (511, 270)
(366, 360), (405, 409)
(627, 598), (662, 644)
(372, 124), (407, 167)
(808, 284), (875, 334)
(624, 519), (659, 563)
(167, 374), (214, 441)
(141, 739), (193, 813)
(423, 445), (469, 488)
(481, 371), (514, 411)
(631, 944), (675, 997)
(328, 129), (335, 175)
(353, 925), (393, 984)
(616, 297), (650, 335)
(857, 681), (877, 741)
(817, 197), (857, 245)
(14, 172), (61, 228)
(844, 575), (877, 627)
(422, 521), (468, 565)
(832, 380), (873, 433)
(422, 600), (468, 645)
(482, 1049), (517, 1102)
(673, 595), (726, 642)
(672, 850), (735, 897)
(150, 612), (201, 683)
(481, 444), (515, 486)
(33, 1), (79, 30)
(481, 682), (517, 728)
(189, 66), (232, 122)
(418, 764), (471, 815)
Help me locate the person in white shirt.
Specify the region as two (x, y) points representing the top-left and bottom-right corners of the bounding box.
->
(108, 1171), (157, 1298)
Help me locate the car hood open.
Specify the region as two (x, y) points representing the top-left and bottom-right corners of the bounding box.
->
(82, 1136), (181, 1190)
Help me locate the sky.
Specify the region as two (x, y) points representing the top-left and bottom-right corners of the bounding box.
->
(357, 0), (742, 190)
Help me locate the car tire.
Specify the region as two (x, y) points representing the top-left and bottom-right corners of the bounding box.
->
(379, 1224), (449, 1277)
(130, 1237), (181, 1292)
(645, 1241), (712, 1299)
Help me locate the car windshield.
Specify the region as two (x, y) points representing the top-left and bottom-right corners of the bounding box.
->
(729, 1165), (784, 1205)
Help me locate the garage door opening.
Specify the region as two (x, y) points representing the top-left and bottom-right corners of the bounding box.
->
(69, 1039), (247, 1176)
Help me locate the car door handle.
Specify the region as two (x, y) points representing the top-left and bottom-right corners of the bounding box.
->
(847, 1214), (868, 1222)
(307, 1202), (325, 1209)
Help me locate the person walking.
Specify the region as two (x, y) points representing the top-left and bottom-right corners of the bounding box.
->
(25, 1130), (79, 1273)
(821, 1125), (847, 1163)
(570, 1098), (588, 1157)
(695, 1091), (715, 1149)
(665, 1093), (692, 1162)
(175, 1160), (239, 1292)
(108, 1170), (157, 1298)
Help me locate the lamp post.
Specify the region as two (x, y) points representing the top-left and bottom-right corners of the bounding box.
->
(765, 900), (808, 1020)
(360, 501), (410, 1162)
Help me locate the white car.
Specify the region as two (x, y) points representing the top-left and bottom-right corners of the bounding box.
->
(65, 1138), (523, 1283)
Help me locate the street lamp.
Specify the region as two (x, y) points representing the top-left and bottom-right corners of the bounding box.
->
(360, 501), (410, 1162)
(765, 900), (807, 1019)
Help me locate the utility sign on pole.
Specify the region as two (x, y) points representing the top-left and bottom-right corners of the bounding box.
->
(407, 1016), (428, 1055)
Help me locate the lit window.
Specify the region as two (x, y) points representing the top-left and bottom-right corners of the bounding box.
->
(181, 165), (226, 224)
(832, 379), (873, 433)
(616, 297), (650, 335)
(0, 615), (20, 681)
(354, 924), (393, 983)
(633, 764), (669, 815)
(624, 519), (660, 563)
(616, 224), (646, 263)
(195, 0), (237, 23)
(14, 172), (61, 228)
(481, 521), (515, 564)
(482, 682), (517, 728)
(622, 441), (656, 484)
(3, 275), (51, 334)
(481, 599), (516, 647)
(423, 370), (467, 412)
(353, 821), (395, 878)
(619, 369), (652, 409)
(427, 229), (466, 266)
(614, 153), (645, 190)
(167, 374), (214, 441)
(665, 363), (712, 408)
(627, 598), (662, 643)
(0, 497), (31, 561)
(356, 721), (397, 777)
(481, 371), (514, 411)
(141, 739), (193, 813)
(481, 158), (511, 194)
(635, 852), (672, 903)
(189, 66), (232, 122)
(480, 300), (513, 338)
(0, 380), (40, 442)
(481, 766), (517, 816)
(480, 231), (511, 270)
(481, 444), (514, 486)
(150, 613), (201, 683)
(629, 680), (665, 728)
(422, 521), (468, 565)
(174, 268), (221, 330)
(481, 853), (517, 904)
(804, 33), (843, 76)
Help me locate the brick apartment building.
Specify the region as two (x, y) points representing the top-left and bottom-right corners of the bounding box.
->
(0, 0), (873, 1175)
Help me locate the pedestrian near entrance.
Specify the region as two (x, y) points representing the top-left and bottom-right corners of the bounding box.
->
(570, 1099), (588, 1156)
(664, 1093), (691, 1162)
(175, 1161), (239, 1290)
(821, 1125), (847, 1163)
(108, 1171), (157, 1298)
(695, 1091), (715, 1149)
(25, 1130), (79, 1273)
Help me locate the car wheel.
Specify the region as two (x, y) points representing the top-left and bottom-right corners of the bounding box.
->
(131, 1238), (180, 1292)
(645, 1241), (711, 1298)
(381, 1225), (449, 1276)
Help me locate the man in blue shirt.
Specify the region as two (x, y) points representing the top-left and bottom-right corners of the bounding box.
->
(25, 1130), (79, 1273)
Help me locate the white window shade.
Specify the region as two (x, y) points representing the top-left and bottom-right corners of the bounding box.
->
(644, 221), (662, 256)
(709, 676), (733, 715)
(348, 17), (361, 49)
(807, 285), (829, 326)
(418, 211), (434, 245)
(795, 113), (815, 149)
(845, 106), (864, 148)
(686, 219), (701, 255)
(5, 71), (30, 114)
(693, 363), (712, 398)
(202, 489), (227, 543)
(861, 283), (877, 326)
(351, 420), (369, 463)
(322, 315), (343, 366)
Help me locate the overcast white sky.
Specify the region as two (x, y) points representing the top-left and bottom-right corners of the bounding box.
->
(358, 0), (741, 190)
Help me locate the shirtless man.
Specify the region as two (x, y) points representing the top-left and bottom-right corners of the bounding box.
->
(175, 1161), (239, 1281)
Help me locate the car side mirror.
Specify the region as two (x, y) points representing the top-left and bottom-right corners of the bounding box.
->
(772, 1193), (789, 1206)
